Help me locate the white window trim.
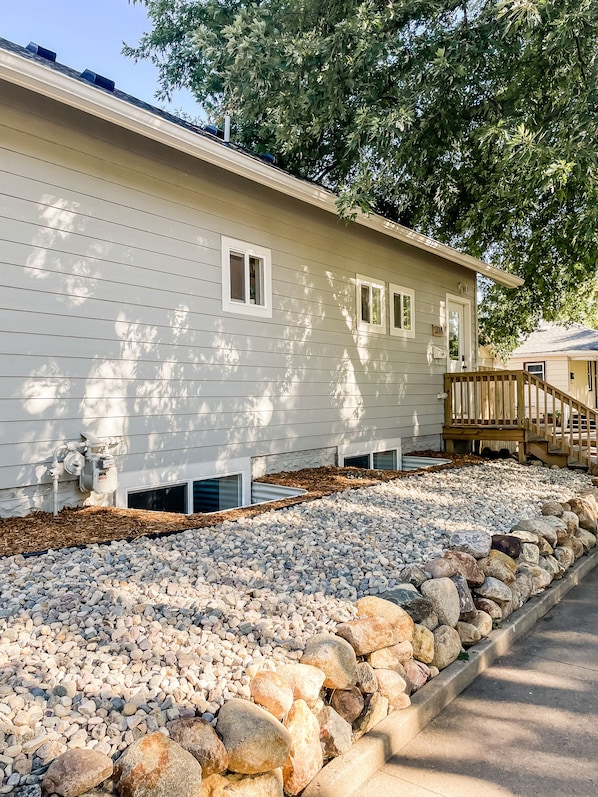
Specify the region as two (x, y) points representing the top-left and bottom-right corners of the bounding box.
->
(524, 361), (546, 381)
(338, 438), (402, 470)
(389, 283), (415, 338)
(221, 236), (272, 318)
(116, 457), (252, 513)
(356, 274), (386, 333)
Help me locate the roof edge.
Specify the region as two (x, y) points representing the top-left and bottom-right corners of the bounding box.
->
(0, 46), (523, 288)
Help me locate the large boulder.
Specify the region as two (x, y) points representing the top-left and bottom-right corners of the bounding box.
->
(318, 706), (352, 758)
(282, 700), (323, 796)
(250, 671), (294, 720)
(443, 550), (485, 587)
(42, 749), (113, 797)
(114, 732), (203, 797)
(431, 626), (462, 670)
(411, 624), (435, 664)
(378, 585), (436, 625)
(166, 717), (229, 776)
(301, 634), (357, 690)
(374, 670), (411, 710)
(276, 664), (325, 708)
(355, 596), (415, 641)
(336, 616), (396, 656)
(420, 577), (460, 627)
(369, 641), (413, 670)
(201, 770), (283, 797)
(216, 699), (291, 775)
(447, 531), (492, 559)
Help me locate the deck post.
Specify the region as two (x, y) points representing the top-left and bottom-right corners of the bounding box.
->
(516, 373), (527, 463)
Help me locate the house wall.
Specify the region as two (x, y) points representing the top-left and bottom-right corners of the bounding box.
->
(0, 81), (476, 516)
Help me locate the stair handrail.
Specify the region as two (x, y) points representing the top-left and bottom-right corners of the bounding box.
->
(521, 371), (598, 469)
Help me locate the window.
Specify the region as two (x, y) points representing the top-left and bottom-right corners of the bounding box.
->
(389, 284), (415, 338)
(222, 237), (272, 317)
(344, 454), (371, 469)
(356, 275), (385, 332)
(372, 449), (398, 470)
(128, 484), (187, 513)
(193, 475), (242, 513)
(119, 458), (252, 515)
(340, 440), (401, 471)
(524, 362), (545, 381)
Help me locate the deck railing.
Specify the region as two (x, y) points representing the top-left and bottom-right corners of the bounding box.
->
(444, 370), (598, 469)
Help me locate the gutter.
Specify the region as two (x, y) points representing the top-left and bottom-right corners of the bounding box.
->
(0, 48), (523, 289)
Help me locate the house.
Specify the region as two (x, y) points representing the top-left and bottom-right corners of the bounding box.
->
(0, 37), (522, 518)
(508, 322), (598, 410)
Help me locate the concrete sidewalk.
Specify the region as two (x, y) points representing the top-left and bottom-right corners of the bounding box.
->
(349, 562), (598, 797)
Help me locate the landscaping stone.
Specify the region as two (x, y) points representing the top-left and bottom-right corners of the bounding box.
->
(377, 584), (434, 625)
(330, 688), (364, 724)
(447, 530), (492, 558)
(431, 626), (462, 670)
(420, 577), (460, 627)
(282, 700), (323, 796)
(423, 558), (459, 578)
(455, 621), (482, 648)
(166, 717), (229, 776)
(42, 749), (113, 797)
(317, 706), (353, 758)
(402, 659), (430, 693)
(216, 700), (291, 775)
(373, 670), (411, 709)
(301, 635), (357, 690)
(355, 596), (415, 641)
(355, 662), (378, 694)
(442, 551), (485, 587)
(276, 664), (325, 708)
(491, 534), (522, 559)
(368, 641), (413, 670)
(336, 616), (397, 656)
(249, 671), (294, 720)
(476, 576), (513, 604)
(450, 574), (476, 615)
(411, 624), (435, 664)
(201, 769), (283, 797)
(114, 732), (203, 797)
(353, 693), (389, 740)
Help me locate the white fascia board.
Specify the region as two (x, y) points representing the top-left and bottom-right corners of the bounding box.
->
(0, 49), (523, 289)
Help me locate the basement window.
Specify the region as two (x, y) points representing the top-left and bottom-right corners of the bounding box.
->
(343, 448), (399, 471)
(222, 236), (272, 318)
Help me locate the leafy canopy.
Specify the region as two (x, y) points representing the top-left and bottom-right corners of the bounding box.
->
(126, 0), (598, 353)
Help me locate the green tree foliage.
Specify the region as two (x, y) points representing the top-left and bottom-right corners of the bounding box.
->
(126, 0), (598, 352)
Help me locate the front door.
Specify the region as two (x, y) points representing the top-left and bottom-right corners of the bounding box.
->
(447, 297), (471, 373)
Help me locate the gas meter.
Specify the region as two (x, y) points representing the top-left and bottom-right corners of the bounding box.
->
(80, 453), (118, 494)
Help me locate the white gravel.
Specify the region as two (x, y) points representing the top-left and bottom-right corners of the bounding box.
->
(0, 460), (592, 789)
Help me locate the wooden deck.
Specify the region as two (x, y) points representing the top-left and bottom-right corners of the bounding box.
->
(443, 370), (598, 473)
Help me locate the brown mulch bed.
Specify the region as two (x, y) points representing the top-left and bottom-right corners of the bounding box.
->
(0, 452), (483, 558)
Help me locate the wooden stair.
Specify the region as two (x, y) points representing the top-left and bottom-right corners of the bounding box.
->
(443, 370), (598, 474)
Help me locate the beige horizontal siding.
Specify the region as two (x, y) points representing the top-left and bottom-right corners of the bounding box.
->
(0, 84), (473, 493)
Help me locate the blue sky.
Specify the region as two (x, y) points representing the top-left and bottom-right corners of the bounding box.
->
(0, 0), (201, 117)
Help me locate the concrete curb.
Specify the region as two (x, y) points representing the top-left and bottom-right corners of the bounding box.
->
(302, 546), (598, 797)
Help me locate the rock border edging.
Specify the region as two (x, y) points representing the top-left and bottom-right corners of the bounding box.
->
(302, 545), (598, 797)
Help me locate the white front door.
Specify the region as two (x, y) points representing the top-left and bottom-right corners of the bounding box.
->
(447, 296), (472, 373)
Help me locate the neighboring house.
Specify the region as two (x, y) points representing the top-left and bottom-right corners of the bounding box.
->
(0, 38), (521, 518)
(508, 322), (598, 410)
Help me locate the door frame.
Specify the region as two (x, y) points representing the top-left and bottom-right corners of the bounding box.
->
(446, 293), (473, 372)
